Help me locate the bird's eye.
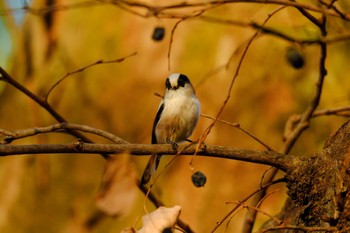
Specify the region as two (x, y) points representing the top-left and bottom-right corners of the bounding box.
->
(165, 78), (171, 90)
(178, 74), (190, 87)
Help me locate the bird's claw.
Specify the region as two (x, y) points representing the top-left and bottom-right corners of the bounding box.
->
(166, 138), (178, 150)
(195, 140), (207, 152)
(201, 142), (207, 152)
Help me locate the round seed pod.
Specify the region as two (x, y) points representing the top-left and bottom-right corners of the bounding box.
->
(191, 171), (207, 188)
(286, 46), (305, 69)
(152, 26), (165, 41)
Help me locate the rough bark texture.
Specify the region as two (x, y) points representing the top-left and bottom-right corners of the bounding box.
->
(262, 119), (350, 232)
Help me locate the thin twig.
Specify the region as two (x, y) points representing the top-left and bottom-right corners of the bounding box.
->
(211, 178), (285, 232)
(201, 114), (274, 151)
(199, 15), (350, 45)
(44, 52), (137, 102)
(284, 105), (350, 140)
(0, 123), (128, 144)
(104, 0), (349, 20)
(232, 200), (283, 225)
(224, 190), (281, 231)
(313, 105), (350, 117)
(292, 0), (322, 28)
(167, 6), (215, 71)
(245, 10), (329, 233)
(0, 0), (99, 16)
(233, 6), (287, 232)
(168, 19), (185, 71)
(319, 0), (347, 20)
(280, 25), (327, 153)
(192, 5), (275, 167)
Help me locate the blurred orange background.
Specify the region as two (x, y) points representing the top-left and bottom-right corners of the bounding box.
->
(0, 0), (349, 232)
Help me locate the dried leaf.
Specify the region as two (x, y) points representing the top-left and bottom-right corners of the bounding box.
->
(138, 206), (181, 233)
(95, 154), (137, 217)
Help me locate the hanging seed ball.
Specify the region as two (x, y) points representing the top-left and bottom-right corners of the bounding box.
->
(152, 26), (165, 41)
(192, 171), (207, 187)
(162, 228), (172, 233)
(286, 46), (305, 69)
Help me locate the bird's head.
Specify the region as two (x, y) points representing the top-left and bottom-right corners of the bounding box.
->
(165, 73), (192, 91)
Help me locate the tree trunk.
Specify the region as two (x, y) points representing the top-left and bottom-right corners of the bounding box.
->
(262, 119), (350, 232)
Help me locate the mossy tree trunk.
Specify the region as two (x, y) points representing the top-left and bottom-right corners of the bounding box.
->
(262, 119), (350, 232)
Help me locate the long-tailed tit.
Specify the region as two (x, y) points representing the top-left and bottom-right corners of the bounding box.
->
(141, 73), (200, 185)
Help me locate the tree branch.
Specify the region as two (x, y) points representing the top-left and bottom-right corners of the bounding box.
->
(201, 114), (274, 151)
(0, 66), (111, 159)
(0, 143), (292, 172)
(1, 1), (348, 20)
(0, 122), (128, 144)
(242, 9), (329, 233)
(258, 225), (337, 233)
(44, 52), (137, 102)
(110, 0), (348, 19)
(211, 178), (285, 232)
(199, 15), (350, 45)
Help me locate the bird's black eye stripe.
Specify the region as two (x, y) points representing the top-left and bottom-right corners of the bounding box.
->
(178, 74), (190, 87)
(165, 78), (171, 90)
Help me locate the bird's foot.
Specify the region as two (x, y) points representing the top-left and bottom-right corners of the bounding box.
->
(166, 138), (178, 150)
(186, 139), (207, 151)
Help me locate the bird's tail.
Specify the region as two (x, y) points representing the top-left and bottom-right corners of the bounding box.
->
(140, 154), (162, 185)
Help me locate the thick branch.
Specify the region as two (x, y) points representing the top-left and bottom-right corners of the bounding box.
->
(0, 143), (292, 171)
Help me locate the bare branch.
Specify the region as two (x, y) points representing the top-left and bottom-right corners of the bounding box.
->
(284, 106), (350, 140)
(194, 5), (280, 164)
(258, 225), (337, 233)
(319, 0), (348, 20)
(0, 0), (344, 20)
(201, 114), (274, 151)
(44, 52), (137, 102)
(106, 0), (349, 20)
(232, 200), (283, 225)
(1, 1), (348, 20)
(168, 19), (186, 71)
(0, 1), (99, 16)
(167, 6), (214, 70)
(245, 12), (329, 233)
(0, 143), (292, 171)
(280, 32), (327, 153)
(292, 0), (322, 28)
(0, 65), (175, 228)
(211, 178), (285, 232)
(0, 66), (111, 159)
(312, 106), (350, 117)
(199, 15), (350, 45)
(0, 123), (128, 144)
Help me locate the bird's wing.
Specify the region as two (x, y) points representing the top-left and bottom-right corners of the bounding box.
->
(151, 101), (164, 144)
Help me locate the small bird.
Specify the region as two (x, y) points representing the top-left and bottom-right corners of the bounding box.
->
(141, 73), (200, 185)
